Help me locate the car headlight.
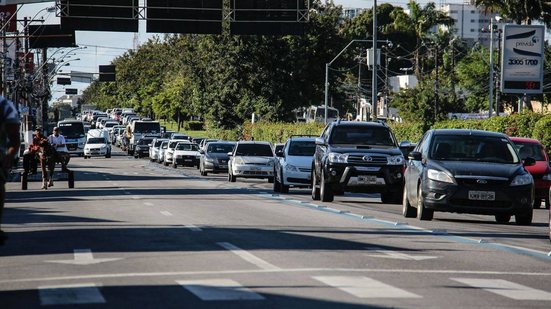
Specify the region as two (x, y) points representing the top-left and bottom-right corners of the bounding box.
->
(100, 145), (107, 149)
(387, 155), (405, 165)
(233, 157), (245, 165)
(267, 160), (274, 167)
(511, 173), (533, 186)
(427, 169), (455, 184)
(328, 152), (348, 163)
(205, 157), (215, 163)
(543, 172), (551, 181)
(78, 141), (84, 147)
(285, 164), (298, 172)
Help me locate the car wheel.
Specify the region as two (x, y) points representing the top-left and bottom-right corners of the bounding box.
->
(320, 171), (334, 202)
(172, 163), (177, 169)
(163, 161), (168, 166)
(281, 184), (289, 194)
(273, 175), (281, 192)
(311, 169), (320, 201)
(402, 187), (416, 218)
(417, 185), (433, 221)
(533, 198), (542, 209)
(515, 208), (533, 225)
(495, 214), (511, 223)
(545, 198), (550, 209)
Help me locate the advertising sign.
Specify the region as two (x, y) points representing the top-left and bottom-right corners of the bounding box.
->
(0, 5), (17, 32)
(500, 25), (545, 94)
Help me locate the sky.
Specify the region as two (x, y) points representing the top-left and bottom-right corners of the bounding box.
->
(16, 0), (467, 103)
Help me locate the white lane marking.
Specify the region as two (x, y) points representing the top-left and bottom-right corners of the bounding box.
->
(6, 269), (551, 285)
(314, 276), (421, 299)
(143, 202), (154, 206)
(160, 211), (173, 217)
(46, 249), (122, 265)
(39, 283), (105, 305)
(112, 183), (119, 186)
(131, 196), (140, 200)
(185, 225), (202, 232)
(217, 242), (280, 270)
(365, 246), (439, 261)
(451, 278), (551, 301)
(178, 279), (264, 301)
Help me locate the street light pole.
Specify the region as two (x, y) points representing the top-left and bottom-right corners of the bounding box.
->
(488, 18), (494, 118)
(371, 0), (378, 121)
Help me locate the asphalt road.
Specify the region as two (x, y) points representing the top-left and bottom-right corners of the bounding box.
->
(2, 149), (551, 308)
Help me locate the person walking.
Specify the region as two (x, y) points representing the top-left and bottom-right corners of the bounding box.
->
(0, 97), (21, 245)
(48, 126), (70, 175)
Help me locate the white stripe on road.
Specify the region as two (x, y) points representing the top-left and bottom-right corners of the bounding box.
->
(39, 283), (105, 305)
(217, 242), (280, 270)
(160, 211), (173, 217)
(143, 202), (154, 206)
(185, 225), (202, 232)
(177, 279), (264, 301)
(314, 276), (421, 299)
(451, 278), (551, 301)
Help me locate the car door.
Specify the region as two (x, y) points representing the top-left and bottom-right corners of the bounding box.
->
(405, 132), (430, 205)
(314, 125), (330, 180)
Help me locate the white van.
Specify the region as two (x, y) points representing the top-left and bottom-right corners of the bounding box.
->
(84, 129), (111, 159)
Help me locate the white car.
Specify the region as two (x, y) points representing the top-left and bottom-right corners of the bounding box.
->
(158, 140), (169, 163)
(274, 136), (317, 193)
(228, 141), (275, 183)
(84, 136), (111, 158)
(163, 139), (188, 166)
(172, 142), (200, 168)
(149, 138), (168, 162)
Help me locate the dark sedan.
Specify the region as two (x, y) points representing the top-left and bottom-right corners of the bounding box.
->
(403, 129), (535, 225)
(199, 142), (236, 176)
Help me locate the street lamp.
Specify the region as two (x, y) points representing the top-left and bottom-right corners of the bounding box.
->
(488, 15), (502, 118)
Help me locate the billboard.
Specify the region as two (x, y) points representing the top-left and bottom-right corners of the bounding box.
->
(147, 0), (222, 34)
(0, 5), (16, 32)
(500, 25), (545, 94)
(60, 0), (138, 32)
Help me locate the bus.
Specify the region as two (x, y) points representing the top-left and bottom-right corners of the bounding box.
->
(305, 105), (339, 123)
(57, 120), (86, 156)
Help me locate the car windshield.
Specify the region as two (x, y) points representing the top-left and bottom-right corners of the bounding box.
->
(513, 141), (546, 161)
(235, 144), (273, 156)
(176, 143), (198, 151)
(134, 122), (160, 134)
(87, 138), (105, 144)
(288, 141), (316, 156)
(329, 126), (395, 146)
(138, 139), (153, 145)
(430, 134), (519, 163)
(161, 142), (168, 149)
(154, 140), (165, 147)
(58, 122), (85, 138)
(207, 143), (235, 153)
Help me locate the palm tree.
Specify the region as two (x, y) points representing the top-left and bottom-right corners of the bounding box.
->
(390, 1), (454, 78)
(474, 0), (551, 27)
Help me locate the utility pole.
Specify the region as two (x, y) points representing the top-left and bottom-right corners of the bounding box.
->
(495, 29), (502, 116)
(434, 43), (439, 121)
(371, 0), (378, 121)
(41, 47), (48, 134)
(488, 18), (495, 118)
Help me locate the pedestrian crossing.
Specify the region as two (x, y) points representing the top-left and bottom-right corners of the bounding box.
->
(36, 276), (551, 305)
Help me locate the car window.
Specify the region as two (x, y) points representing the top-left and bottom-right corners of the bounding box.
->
(154, 140), (164, 147)
(235, 144), (273, 156)
(288, 141), (316, 156)
(176, 143), (199, 151)
(87, 138), (105, 144)
(513, 141), (546, 161)
(430, 135), (519, 163)
(329, 126), (395, 146)
(207, 143), (235, 153)
(138, 139), (153, 145)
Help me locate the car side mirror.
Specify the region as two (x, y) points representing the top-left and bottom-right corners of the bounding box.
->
(199, 149), (205, 154)
(408, 151), (422, 161)
(399, 141), (411, 148)
(523, 157), (536, 167)
(227, 152), (233, 157)
(275, 149), (284, 157)
(148, 144), (152, 147)
(315, 137), (325, 145)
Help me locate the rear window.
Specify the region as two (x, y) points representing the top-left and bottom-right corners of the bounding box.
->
(87, 138), (105, 144)
(134, 122), (161, 134)
(176, 143), (199, 151)
(235, 144), (273, 156)
(513, 141), (546, 161)
(330, 126), (395, 146)
(207, 143), (235, 154)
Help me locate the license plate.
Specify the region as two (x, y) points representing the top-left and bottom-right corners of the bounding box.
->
(184, 159), (192, 162)
(219, 165), (228, 169)
(357, 175), (377, 184)
(468, 191), (495, 201)
(250, 167), (260, 171)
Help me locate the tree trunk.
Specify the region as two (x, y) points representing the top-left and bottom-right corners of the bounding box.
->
(177, 110), (181, 132)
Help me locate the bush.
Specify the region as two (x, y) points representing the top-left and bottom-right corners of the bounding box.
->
(389, 122), (427, 143)
(532, 114), (551, 152)
(184, 121), (204, 131)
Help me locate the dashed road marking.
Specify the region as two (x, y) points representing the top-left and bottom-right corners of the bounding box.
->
(143, 202), (154, 206)
(451, 278), (551, 301)
(177, 279), (265, 301)
(217, 242), (280, 270)
(39, 283), (105, 305)
(160, 211), (173, 216)
(314, 276), (421, 299)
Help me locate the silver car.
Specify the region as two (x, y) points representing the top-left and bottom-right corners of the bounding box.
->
(228, 141), (275, 183)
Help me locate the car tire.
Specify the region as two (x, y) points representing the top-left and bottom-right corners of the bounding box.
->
(515, 208), (533, 225)
(402, 187), (416, 218)
(320, 171), (334, 202)
(228, 172), (236, 183)
(495, 214), (511, 223)
(545, 198), (550, 209)
(172, 163), (177, 169)
(106, 153), (111, 159)
(281, 184), (289, 194)
(311, 169), (320, 201)
(163, 161), (168, 166)
(417, 185), (433, 221)
(533, 199), (542, 209)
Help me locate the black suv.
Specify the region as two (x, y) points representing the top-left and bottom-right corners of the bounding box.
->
(311, 121), (406, 203)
